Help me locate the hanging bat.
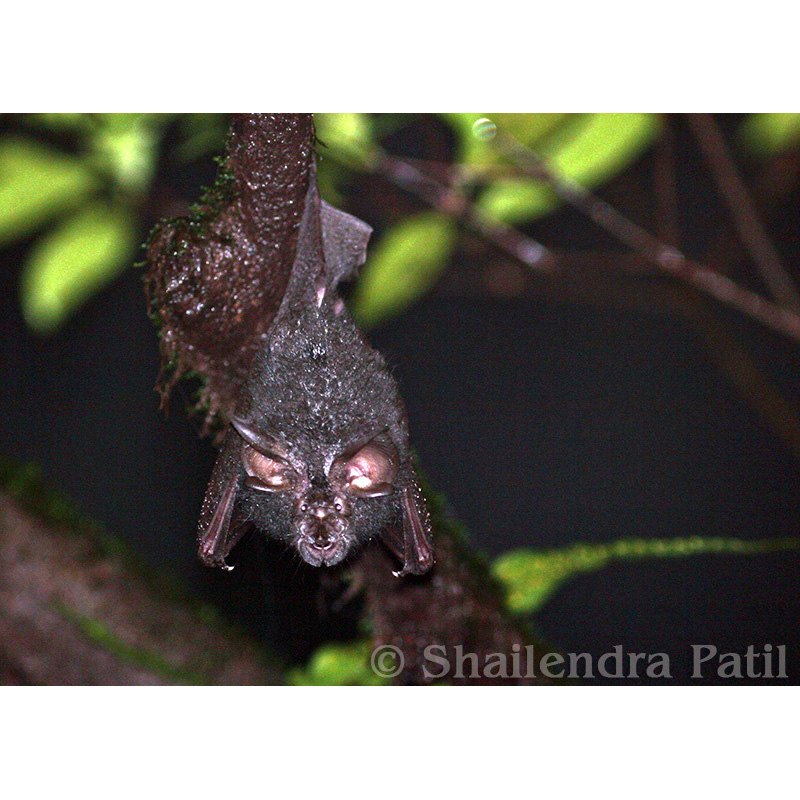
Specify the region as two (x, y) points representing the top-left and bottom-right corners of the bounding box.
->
(196, 167), (434, 577)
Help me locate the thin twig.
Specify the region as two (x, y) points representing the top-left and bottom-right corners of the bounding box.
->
(373, 149), (556, 271)
(493, 130), (800, 346)
(687, 113), (800, 312)
(384, 129), (800, 466)
(699, 310), (800, 462)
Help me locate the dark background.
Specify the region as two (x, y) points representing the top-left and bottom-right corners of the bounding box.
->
(2, 114), (799, 683)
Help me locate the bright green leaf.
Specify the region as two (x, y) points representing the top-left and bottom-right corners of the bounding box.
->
(477, 177), (560, 226)
(88, 114), (167, 194)
(20, 202), (138, 335)
(353, 211), (457, 327)
(315, 113), (375, 168)
(0, 137), (98, 247)
(288, 640), (388, 686)
(738, 113), (800, 157)
(315, 114), (375, 204)
(477, 113), (661, 225)
(26, 114), (171, 190)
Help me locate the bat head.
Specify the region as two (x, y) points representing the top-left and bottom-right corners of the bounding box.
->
(233, 417), (402, 567)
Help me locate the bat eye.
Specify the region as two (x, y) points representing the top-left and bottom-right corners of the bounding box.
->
(334, 500), (344, 512)
(242, 445), (295, 493)
(300, 502), (309, 513)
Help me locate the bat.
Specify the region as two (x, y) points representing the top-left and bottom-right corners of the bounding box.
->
(195, 166), (434, 577)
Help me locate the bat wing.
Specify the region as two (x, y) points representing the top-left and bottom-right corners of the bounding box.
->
(197, 428), (247, 569)
(273, 170), (373, 318)
(380, 471), (434, 577)
(320, 201), (372, 291)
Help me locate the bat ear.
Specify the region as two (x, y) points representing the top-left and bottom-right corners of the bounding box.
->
(335, 435), (399, 498)
(320, 200), (372, 292)
(381, 470), (434, 577)
(231, 415), (288, 460)
(197, 427), (247, 570)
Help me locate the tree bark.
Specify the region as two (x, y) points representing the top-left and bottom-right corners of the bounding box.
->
(0, 491), (282, 685)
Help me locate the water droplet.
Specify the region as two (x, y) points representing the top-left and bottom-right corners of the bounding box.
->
(472, 118), (497, 141)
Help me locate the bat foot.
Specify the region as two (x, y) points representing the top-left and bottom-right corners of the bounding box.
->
(392, 567), (415, 578)
(393, 555), (435, 579)
(198, 548), (235, 572)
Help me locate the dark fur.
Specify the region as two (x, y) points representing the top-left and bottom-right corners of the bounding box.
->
(196, 168), (433, 576)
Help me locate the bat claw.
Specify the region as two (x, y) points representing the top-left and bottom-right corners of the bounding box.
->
(392, 567), (411, 578)
(198, 548), (235, 572)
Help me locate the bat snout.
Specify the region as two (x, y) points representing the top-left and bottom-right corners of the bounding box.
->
(296, 512), (350, 567)
(310, 523), (336, 549)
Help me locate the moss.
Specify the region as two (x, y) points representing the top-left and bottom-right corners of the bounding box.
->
(0, 457), (96, 532)
(53, 602), (209, 685)
(0, 455), (178, 598)
(0, 454), (276, 668)
(494, 535), (800, 615)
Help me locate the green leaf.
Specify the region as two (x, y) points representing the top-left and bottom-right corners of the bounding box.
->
(288, 640), (388, 686)
(315, 114), (376, 202)
(353, 211), (457, 327)
(88, 113), (167, 194)
(315, 113), (375, 168)
(24, 113), (169, 193)
(0, 137), (98, 247)
(477, 113), (661, 225)
(738, 113), (800, 157)
(20, 202), (138, 335)
(493, 535), (800, 615)
(173, 113), (228, 163)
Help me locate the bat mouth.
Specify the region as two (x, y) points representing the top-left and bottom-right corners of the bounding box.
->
(295, 510), (351, 567)
(296, 535), (349, 567)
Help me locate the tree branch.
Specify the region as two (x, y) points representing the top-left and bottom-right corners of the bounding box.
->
(373, 149), (556, 271)
(492, 128), (800, 345)
(686, 113), (800, 312)
(0, 487), (282, 685)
